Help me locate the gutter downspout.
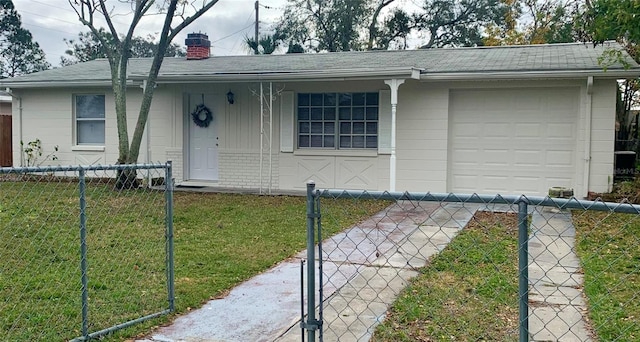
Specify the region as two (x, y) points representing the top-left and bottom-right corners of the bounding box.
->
(269, 82), (273, 195)
(584, 76), (593, 197)
(384, 79), (405, 192)
(259, 82), (264, 194)
(5, 88), (23, 166)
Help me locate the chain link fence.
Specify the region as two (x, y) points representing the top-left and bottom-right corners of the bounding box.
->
(300, 184), (640, 341)
(0, 163), (174, 341)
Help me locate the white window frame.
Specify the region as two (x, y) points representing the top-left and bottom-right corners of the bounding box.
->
(73, 94), (105, 146)
(297, 92), (379, 150)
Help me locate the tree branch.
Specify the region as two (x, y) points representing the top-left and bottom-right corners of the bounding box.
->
(168, 0), (221, 42)
(368, 0), (396, 50)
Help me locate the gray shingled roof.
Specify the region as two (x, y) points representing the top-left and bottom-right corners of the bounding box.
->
(2, 42), (639, 87)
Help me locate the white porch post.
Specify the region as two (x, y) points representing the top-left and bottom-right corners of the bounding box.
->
(384, 79), (405, 192)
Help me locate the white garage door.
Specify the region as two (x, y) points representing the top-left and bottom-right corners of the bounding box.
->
(449, 88), (579, 196)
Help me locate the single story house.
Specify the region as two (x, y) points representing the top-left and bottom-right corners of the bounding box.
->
(1, 41), (639, 197)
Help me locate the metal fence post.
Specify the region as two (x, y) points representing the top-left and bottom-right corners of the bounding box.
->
(304, 181), (318, 341)
(518, 199), (529, 342)
(165, 161), (175, 312)
(316, 192), (324, 341)
(78, 167), (89, 339)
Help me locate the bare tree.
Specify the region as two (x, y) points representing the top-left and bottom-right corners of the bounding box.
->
(69, 0), (220, 188)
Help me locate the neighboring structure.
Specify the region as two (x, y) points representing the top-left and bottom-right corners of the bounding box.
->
(1, 42), (639, 196)
(0, 94), (12, 166)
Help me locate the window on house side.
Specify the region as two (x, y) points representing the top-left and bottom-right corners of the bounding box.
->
(297, 92), (378, 149)
(75, 94), (105, 145)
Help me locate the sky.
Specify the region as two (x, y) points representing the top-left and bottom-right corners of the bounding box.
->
(11, 0), (290, 66)
(12, 0), (423, 67)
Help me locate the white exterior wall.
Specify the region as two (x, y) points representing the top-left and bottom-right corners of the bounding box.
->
(589, 79), (617, 193)
(12, 88), (114, 167)
(395, 83), (449, 192)
(165, 84), (279, 188)
(278, 80), (390, 190)
(0, 100), (11, 116)
(11, 77), (617, 197)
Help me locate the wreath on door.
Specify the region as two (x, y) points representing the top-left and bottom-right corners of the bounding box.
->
(191, 103), (213, 128)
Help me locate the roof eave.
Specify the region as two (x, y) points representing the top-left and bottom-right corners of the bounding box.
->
(0, 80), (135, 89)
(141, 67), (423, 83)
(420, 69), (640, 81)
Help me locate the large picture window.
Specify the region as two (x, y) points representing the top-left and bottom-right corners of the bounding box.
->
(297, 92), (378, 149)
(75, 94), (105, 145)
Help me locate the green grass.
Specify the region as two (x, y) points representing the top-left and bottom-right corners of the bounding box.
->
(371, 211), (520, 341)
(0, 181), (388, 341)
(573, 211), (640, 341)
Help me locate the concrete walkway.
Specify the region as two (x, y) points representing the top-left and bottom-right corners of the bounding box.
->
(528, 208), (593, 341)
(137, 203), (591, 342)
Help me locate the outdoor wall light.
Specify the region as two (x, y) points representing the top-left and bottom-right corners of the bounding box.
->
(226, 91), (235, 104)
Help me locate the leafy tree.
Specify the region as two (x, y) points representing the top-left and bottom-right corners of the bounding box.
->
(276, 0), (373, 52)
(581, 0), (640, 61)
(0, 0), (49, 78)
(69, 0), (220, 188)
(484, 0), (579, 46)
(580, 0), (640, 152)
(369, 4), (420, 50)
(483, 0), (524, 45)
(244, 33), (283, 55)
(60, 29), (186, 66)
(275, 0), (509, 51)
(414, 0), (507, 48)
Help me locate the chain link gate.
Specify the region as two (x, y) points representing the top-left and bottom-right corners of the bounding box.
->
(0, 163), (174, 341)
(300, 182), (640, 341)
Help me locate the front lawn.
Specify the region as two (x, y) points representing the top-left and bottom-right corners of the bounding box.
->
(0, 181), (388, 341)
(372, 211), (520, 341)
(573, 211), (640, 341)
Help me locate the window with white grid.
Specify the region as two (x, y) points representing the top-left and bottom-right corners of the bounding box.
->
(74, 94), (105, 145)
(297, 92), (378, 149)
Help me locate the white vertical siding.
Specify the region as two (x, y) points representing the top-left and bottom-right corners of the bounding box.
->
(395, 83), (449, 192)
(589, 79), (616, 193)
(280, 91), (294, 153)
(378, 90), (391, 154)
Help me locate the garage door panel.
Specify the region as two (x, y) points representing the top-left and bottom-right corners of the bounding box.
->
(451, 175), (479, 193)
(485, 123), (510, 137)
(545, 177), (573, 187)
(451, 148), (480, 162)
(449, 88), (579, 195)
(484, 176), (513, 191)
(452, 123), (481, 137)
(514, 150), (541, 166)
(515, 123), (541, 137)
(548, 123), (575, 139)
(547, 150), (574, 166)
(485, 149), (510, 166)
(513, 177), (544, 194)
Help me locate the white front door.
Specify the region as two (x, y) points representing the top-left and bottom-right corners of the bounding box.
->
(188, 93), (219, 181)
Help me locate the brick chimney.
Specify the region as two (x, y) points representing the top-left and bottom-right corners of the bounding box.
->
(185, 33), (211, 60)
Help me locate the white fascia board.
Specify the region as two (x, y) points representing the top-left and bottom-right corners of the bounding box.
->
(0, 80), (137, 89)
(135, 67), (423, 83)
(420, 69), (640, 81)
